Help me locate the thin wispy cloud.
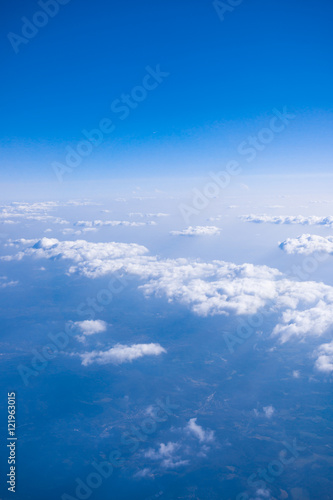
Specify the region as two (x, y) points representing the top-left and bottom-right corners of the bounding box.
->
(170, 226), (220, 236)
(241, 214), (333, 227)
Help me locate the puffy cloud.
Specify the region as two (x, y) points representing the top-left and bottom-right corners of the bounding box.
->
(186, 418), (215, 443)
(241, 214), (333, 227)
(253, 406), (275, 419)
(170, 226), (220, 236)
(1, 237), (148, 265)
(315, 341), (333, 373)
(280, 234), (333, 255)
(5, 238), (333, 347)
(79, 343), (166, 366)
(74, 319), (107, 340)
(144, 442), (189, 469)
(263, 406), (275, 419)
(272, 300), (333, 343)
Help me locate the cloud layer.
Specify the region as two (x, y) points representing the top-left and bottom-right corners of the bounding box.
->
(5, 237), (333, 349)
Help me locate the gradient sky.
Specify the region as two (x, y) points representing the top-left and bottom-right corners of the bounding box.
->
(1, 0), (333, 184)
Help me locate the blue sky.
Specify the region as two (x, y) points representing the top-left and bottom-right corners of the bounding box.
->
(2, 4), (333, 499)
(1, 0), (333, 185)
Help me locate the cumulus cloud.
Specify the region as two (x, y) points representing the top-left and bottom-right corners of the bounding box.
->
(263, 405), (275, 419)
(241, 214), (333, 227)
(5, 238), (333, 350)
(272, 300), (333, 343)
(280, 234), (333, 255)
(144, 442), (189, 469)
(73, 320), (107, 342)
(186, 418), (215, 443)
(170, 226), (220, 236)
(1, 237), (148, 265)
(79, 343), (166, 366)
(253, 406), (275, 419)
(315, 341), (333, 373)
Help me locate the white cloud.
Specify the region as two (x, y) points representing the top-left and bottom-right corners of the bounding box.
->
(144, 442), (189, 469)
(79, 343), (166, 366)
(129, 212), (169, 218)
(0, 201), (86, 225)
(170, 226), (220, 236)
(280, 234), (333, 255)
(186, 418), (215, 443)
(6, 237), (333, 350)
(133, 468), (154, 478)
(74, 319), (107, 339)
(241, 214), (333, 227)
(272, 300), (333, 343)
(254, 406), (275, 419)
(0, 200), (99, 227)
(254, 489), (272, 499)
(315, 341), (333, 373)
(0, 276), (18, 288)
(1, 237), (148, 265)
(263, 406), (275, 419)
(74, 220), (156, 229)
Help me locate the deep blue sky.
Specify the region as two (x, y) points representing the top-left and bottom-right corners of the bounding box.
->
(1, 0), (333, 182)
